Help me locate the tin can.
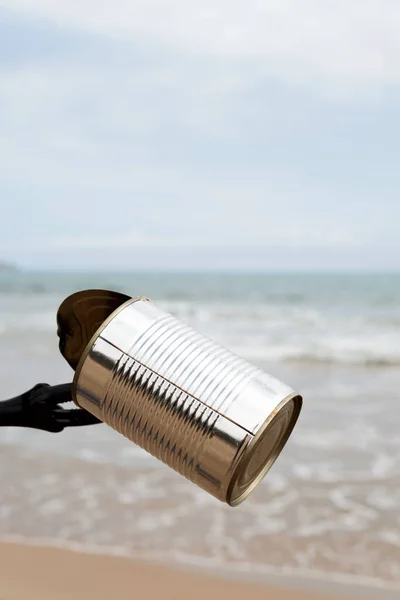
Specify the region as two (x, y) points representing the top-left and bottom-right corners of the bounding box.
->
(73, 297), (302, 506)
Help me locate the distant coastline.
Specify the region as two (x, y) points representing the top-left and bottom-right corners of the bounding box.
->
(0, 261), (18, 272)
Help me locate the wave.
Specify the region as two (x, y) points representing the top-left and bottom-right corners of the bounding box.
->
(226, 341), (400, 368)
(1, 279), (400, 368)
(1, 317), (399, 368)
(285, 354), (400, 368)
(0, 312), (57, 335)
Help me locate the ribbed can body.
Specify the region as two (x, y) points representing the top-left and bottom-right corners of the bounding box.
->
(73, 298), (302, 505)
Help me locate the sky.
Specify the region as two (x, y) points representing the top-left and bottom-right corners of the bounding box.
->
(0, 1), (399, 270)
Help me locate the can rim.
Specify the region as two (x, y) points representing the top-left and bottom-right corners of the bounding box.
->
(72, 296), (150, 404)
(226, 392), (302, 507)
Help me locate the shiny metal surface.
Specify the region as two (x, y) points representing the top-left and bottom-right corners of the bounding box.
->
(73, 298), (302, 505)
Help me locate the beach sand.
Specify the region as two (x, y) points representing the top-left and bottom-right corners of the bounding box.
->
(0, 542), (368, 600)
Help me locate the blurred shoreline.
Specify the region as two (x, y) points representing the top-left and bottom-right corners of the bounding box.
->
(1, 541), (396, 600)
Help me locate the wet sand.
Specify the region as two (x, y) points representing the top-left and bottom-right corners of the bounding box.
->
(0, 542), (370, 600)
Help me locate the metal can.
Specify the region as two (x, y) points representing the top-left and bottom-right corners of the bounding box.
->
(73, 297), (302, 506)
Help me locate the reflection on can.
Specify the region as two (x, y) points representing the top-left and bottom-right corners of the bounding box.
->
(73, 297), (302, 506)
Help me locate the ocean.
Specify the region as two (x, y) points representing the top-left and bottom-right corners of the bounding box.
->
(0, 271), (399, 594)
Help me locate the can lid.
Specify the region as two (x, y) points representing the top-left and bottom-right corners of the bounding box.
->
(227, 393), (302, 506)
(57, 289), (132, 370)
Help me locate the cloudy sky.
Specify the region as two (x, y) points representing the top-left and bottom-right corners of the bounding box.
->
(0, 1), (399, 270)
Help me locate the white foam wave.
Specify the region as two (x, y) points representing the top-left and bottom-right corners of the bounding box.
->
(0, 295), (399, 366)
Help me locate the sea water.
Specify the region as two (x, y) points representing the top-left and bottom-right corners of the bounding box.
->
(0, 271), (399, 592)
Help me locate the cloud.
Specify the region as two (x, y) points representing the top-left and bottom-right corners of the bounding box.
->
(0, 216), (369, 253)
(33, 230), (170, 249)
(0, 2), (399, 269)
(3, 0), (400, 94)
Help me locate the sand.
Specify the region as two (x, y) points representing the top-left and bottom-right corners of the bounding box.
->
(0, 542), (368, 600)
